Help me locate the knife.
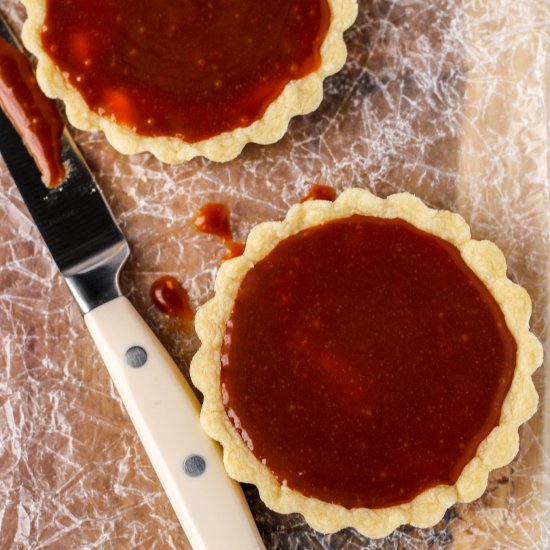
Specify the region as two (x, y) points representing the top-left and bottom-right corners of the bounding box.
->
(0, 14), (264, 550)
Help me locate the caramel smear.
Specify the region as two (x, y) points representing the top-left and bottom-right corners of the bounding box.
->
(150, 275), (194, 332)
(195, 202), (245, 262)
(0, 37), (65, 187)
(300, 184), (337, 202)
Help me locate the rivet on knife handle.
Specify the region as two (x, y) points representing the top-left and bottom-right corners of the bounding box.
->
(85, 297), (264, 550)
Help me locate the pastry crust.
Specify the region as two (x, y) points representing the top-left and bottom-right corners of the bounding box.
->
(20, 0), (358, 163)
(190, 188), (542, 538)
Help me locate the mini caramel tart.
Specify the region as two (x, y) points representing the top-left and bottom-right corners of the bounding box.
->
(190, 189), (542, 538)
(20, 0), (357, 163)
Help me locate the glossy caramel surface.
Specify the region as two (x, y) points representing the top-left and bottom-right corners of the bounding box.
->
(41, 0), (330, 142)
(221, 215), (517, 508)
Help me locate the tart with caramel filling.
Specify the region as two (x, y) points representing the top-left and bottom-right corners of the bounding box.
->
(20, 0), (357, 163)
(190, 189), (542, 538)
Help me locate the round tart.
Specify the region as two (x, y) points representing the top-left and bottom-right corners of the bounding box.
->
(20, 0), (357, 163)
(190, 189), (542, 538)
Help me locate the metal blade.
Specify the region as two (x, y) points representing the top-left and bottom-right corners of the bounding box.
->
(0, 110), (125, 269)
(0, 14), (129, 313)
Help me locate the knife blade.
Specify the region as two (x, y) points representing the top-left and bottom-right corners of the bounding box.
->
(0, 16), (127, 312)
(0, 13), (264, 550)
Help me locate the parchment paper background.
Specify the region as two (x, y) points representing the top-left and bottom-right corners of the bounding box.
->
(0, 0), (548, 548)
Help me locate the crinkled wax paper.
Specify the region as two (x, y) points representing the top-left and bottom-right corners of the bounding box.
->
(0, 0), (548, 547)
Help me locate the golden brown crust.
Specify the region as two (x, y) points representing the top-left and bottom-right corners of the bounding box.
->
(190, 188), (542, 538)
(20, 0), (358, 163)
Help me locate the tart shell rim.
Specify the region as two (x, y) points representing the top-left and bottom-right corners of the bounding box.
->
(20, 0), (358, 163)
(191, 188), (542, 538)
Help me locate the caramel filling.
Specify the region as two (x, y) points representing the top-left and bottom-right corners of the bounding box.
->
(221, 215), (516, 509)
(42, 0), (330, 142)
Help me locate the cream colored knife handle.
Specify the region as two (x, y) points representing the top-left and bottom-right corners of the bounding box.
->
(84, 296), (264, 550)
